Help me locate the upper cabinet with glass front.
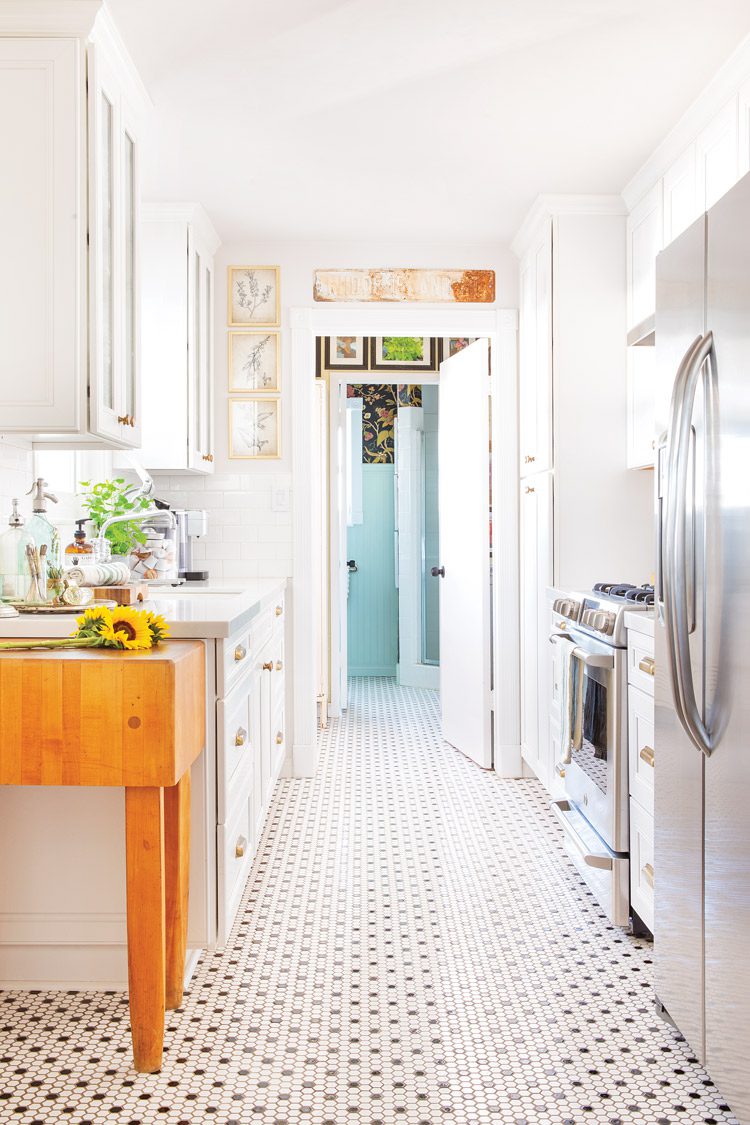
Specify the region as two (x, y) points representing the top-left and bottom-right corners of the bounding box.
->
(0, 3), (150, 448)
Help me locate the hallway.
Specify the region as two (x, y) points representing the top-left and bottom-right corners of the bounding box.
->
(0, 679), (738, 1124)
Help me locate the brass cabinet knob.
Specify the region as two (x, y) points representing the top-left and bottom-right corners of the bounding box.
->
(275, 660), (283, 671)
(638, 656), (655, 676)
(235, 836), (247, 858)
(642, 862), (654, 888)
(235, 726), (247, 747)
(234, 644), (247, 663)
(262, 661), (273, 671)
(525, 486), (535, 494)
(275, 731), (283, 745)
(129, 415), (136, 427)
(639, 744), (655, 767)
(275, 605), (282, 616)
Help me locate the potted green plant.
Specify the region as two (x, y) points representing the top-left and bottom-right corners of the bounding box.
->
(78, 479), (153, 557)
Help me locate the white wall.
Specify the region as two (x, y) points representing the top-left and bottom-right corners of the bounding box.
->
(154, 239), (518, 582)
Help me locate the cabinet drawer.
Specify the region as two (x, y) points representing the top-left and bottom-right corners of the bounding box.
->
(627, 631), (655, 695)
(629, 798), (654, 932)
(217, 792), (254, 945)
(218, 595), (284, 696)
(628, 685), (655, 815)
(217, 679), (254, 824)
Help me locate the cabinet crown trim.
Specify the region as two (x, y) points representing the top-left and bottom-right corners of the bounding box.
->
(511, 193), (627, 258)
(0, 0), (100, 35)
(142, 201), (221, 254)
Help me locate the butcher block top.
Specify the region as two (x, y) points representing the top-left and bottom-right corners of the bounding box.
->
(0, 640), (205, 788)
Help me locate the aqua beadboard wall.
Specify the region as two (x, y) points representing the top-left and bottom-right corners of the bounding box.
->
(347, 465), (398, 676)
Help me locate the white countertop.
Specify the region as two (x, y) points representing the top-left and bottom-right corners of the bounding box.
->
(624, 609), (654, 638)
(0, 578), (287, 640)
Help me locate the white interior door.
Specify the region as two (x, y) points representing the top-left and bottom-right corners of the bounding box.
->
(437, 338), (492, 767)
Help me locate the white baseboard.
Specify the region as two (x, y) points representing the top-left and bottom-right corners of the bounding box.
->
(293, 740), (318, 777)
(494, 742), (524, 777)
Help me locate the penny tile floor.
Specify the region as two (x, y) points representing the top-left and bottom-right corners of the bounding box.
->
(0, 678), (739, 1124)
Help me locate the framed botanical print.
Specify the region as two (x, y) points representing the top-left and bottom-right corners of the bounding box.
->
(323, 335), (369, 371)
(228, 266), (280, 327)
(369, 336), (437, 372)
(440, 336), (477, 360)
(228, 397), (281, 459)
(228, 331), (280, 393)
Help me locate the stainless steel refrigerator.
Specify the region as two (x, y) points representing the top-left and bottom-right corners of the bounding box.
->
(655, 170), (750, 1123)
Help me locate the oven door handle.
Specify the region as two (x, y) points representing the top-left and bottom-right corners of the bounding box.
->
(551, 801), (613, 870)
(548, 633), (614, 670)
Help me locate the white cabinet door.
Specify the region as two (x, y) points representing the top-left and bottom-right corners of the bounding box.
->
(696, 98), (739, 212)
(627, 182), (663, 329)
(663, 145), (698, 245)
(187, 229), (215, 471)
(0, 39), (84, 432)
(519, 223), (552, 477)
(438, 339), (492, 768)
(88, 44), (141, 447)
(627, 346), (656, 469)
(520, 471), (553, 787)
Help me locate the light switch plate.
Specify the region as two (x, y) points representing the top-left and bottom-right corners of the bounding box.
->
(271, 487), (290, 512)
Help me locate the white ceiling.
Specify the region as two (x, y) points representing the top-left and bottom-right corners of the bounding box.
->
(109, 0), (750, 244)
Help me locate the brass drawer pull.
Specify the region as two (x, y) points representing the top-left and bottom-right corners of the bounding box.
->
(525, 485), (535, 494)
(275, 731), (283, 745)
(234, 644), (247, 663)
(275, 660), (283, 671)
(275, 605), (283, 617)
(639, 745), (655, 768)
(235, 836), (247, 859)
(524, 454), (535, 463)
(555, 762), (566, 778)
(638, 656), (655, 676)
(642, 862), (654, 889)
(117, 414), (129, 425)
(262, 661), (273, 672)
(235, 726), (247, 748)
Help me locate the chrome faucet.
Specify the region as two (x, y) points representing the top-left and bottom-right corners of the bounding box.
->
(94, 508), (177, 561)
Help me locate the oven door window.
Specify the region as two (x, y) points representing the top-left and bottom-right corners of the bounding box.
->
(571, 662), (609, 795)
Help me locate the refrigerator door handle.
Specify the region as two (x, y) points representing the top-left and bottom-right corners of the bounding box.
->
(665, 331), (717, 757)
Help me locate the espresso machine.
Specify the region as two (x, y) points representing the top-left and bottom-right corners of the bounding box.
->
(173, 509), (209, 582)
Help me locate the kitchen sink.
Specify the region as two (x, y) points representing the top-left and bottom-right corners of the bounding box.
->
(146, 586), (246, 597)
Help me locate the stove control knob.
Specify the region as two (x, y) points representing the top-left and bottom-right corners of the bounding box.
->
(593, 611), (614, 635)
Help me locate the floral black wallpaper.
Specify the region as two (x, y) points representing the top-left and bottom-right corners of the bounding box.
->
(347, 384), (423, 463)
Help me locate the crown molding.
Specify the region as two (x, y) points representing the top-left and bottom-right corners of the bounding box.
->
(511, 194), (626, 258)
(142, 201), (222, 254)
(89, 5), (152, 118)
(0, 0), (101, 35)
(623, 32), (750, 210)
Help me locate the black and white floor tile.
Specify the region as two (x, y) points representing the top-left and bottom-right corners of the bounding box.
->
(0, 678), (739, 1124)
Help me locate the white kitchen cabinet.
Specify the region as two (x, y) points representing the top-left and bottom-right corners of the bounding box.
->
(627, 346), (657, 469)
(663, 145), (698, 245)
(696, 98), (739, 212)
(518, 223), (552, 477)
(139, 203), (220, 473)
(0, 7), (149, 448)
(627, 182), (663, 331)
(519, 472), (553, 788)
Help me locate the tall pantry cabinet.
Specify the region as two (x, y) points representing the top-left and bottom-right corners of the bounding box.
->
(513, 198), (654, 794)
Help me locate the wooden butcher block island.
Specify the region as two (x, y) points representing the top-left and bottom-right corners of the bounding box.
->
(0, 641), (206, 1073)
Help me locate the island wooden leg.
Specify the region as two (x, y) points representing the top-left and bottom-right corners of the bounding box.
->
(125, 786), (166, 1073)
(164, 770), (191, 1010)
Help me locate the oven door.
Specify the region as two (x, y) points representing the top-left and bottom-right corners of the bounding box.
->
(561, 625), (629, 854)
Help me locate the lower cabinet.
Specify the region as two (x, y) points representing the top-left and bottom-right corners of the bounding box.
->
(627, 625), (655, 932)
(216, 593), (286, 946)
(519, 472), (553, 788)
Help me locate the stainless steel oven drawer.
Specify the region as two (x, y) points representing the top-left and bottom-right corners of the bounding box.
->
(551, 799), (630, 927)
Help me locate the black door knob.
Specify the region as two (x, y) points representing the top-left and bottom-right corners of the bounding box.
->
(347, 559), (358, 572)
(431, 566), (445, 578)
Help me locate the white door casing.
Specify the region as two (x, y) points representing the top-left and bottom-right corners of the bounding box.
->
(437, 338), (492, 769)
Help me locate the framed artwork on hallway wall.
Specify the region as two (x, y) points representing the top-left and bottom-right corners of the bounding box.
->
(228, 331), (280, 392)
(369, 336), (437, 372)
(323, 335), (369, 370)
(227, 265), (280, 327)
(228, 397), (281, 459)
(439, 336), (477, 360)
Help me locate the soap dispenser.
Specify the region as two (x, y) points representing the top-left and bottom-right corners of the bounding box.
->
(0, 499), (32, 600)
(25, 479), (60, 564)
(66, 519), (93, 558)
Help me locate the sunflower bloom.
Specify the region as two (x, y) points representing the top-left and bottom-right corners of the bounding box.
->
(105, 607), (153, 650)
(144, 610), (169, 644)
(72, 605), (113, 637)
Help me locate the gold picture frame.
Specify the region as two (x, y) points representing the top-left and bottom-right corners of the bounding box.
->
(228, 331), (281, 393)
(227, 265), (280, 327)
(228, 396), (281, 460)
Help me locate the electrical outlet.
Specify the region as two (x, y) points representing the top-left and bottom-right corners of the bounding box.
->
(271, 487), (290, 513)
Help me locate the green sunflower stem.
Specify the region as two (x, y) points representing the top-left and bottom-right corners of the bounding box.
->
(0, 636), (101, 653)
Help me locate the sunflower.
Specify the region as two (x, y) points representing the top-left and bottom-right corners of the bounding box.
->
(73, 605), (113, 637)
(103, 606), (152, 650)
(144, 610), (169, 645)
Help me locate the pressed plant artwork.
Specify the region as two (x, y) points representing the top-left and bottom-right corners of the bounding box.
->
(229, 397), (280, 458)
(228, 266), (279, 326)
(229, 331), (280, 392)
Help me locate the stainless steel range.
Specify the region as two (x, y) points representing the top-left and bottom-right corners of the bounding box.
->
(550, 582), (653, 926)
